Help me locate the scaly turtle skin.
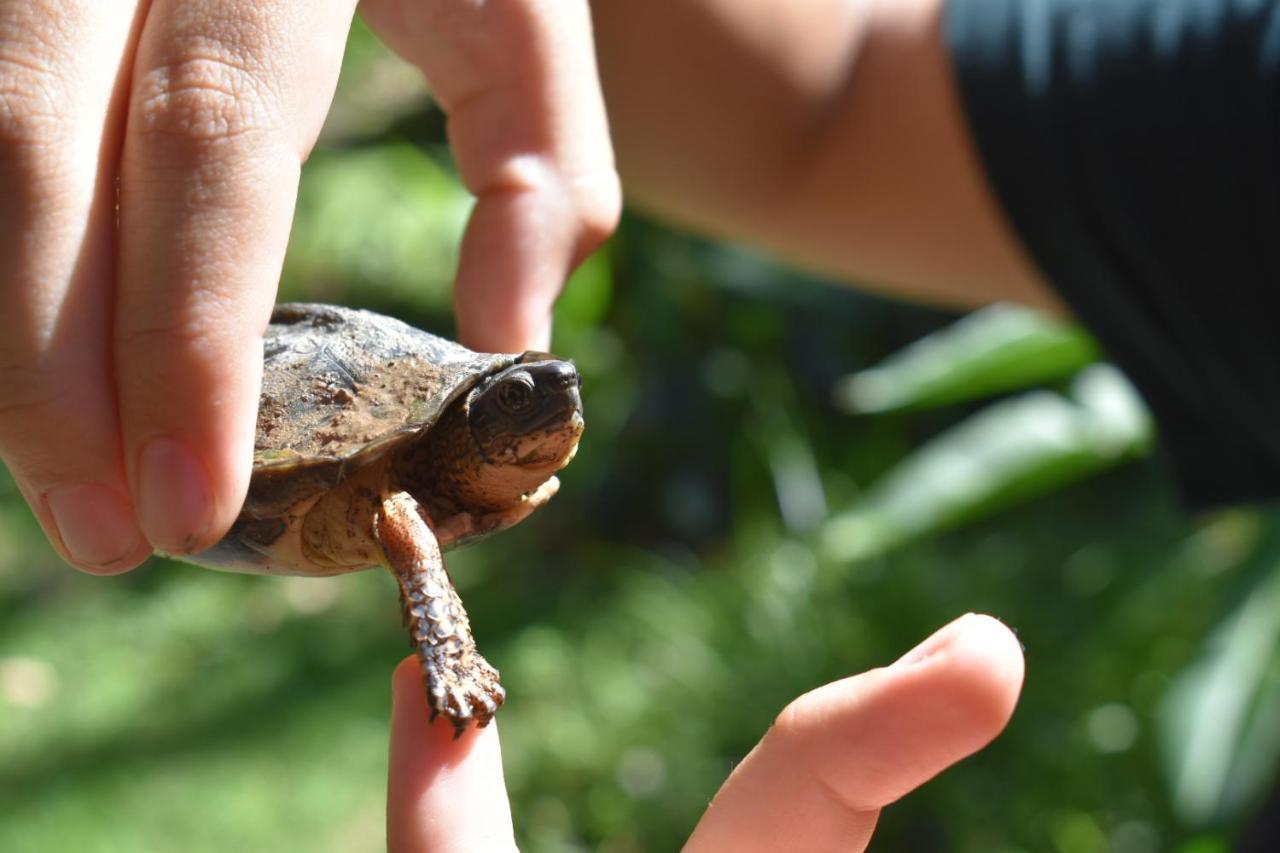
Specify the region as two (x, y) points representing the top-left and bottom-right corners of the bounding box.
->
(184, 303), (584, 734)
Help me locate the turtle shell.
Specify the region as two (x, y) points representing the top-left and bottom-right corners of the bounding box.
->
(243, 303), (518, 520)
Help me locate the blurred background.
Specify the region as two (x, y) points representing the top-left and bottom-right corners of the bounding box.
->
(3, 23), (1279, 853)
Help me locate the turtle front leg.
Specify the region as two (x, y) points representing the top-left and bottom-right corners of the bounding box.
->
(374, 491), (505, 736)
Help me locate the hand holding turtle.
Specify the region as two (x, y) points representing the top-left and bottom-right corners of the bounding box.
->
(386, 614), (1025, 852)
(0, 0), (619, 574)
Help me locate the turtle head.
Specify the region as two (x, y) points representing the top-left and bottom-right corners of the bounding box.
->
(408, 357), (583, 516)
(466, 359), (583, 474)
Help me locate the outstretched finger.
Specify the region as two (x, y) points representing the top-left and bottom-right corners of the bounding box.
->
(361, 0), (621, 354)
(387, 656), (517, 853)
(685, 613), (1025, 852)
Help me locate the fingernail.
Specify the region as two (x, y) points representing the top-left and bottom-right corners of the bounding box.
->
(136, 436), (213, 553)
(45, 483), (146, 569)
(892, 613), (979, 668)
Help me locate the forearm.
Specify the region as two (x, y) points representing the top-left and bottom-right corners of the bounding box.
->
(591, 0), (865, 228)
(591, 0), (1058, 311)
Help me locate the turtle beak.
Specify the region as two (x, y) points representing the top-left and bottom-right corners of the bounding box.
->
(515, 360), (581, 433)
(533, 360), (581, 391)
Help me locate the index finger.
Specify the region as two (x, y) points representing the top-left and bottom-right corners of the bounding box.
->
(685, 613), (1025, 852)
(361, 0), (621, 354)
(387, 655), (517, 853)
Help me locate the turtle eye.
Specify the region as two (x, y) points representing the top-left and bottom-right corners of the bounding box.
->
(496, 377), (535, 413)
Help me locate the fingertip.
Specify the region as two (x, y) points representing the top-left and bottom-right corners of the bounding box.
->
(452, 192), (563, 355)
(451, 163), (615, 357)
(896, 613), (1025, 747)
(767, 613), (1027, 812)
(132, 436), (211, 554)
(38, 482), (152, 575)
(387, 656), (516, 853)
(945, 614), (1026, 702)
(62, 544), (153, 577)
(119, 351), (261, 557)
(896, 612), (1024, 685)
(390, 655), (492, 758)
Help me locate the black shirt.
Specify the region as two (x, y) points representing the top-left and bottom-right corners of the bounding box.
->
(946, 0), (1280, 508)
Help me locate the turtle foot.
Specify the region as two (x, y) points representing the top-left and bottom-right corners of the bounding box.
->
(419, 647), (506, 737)
(378, 491), (508, 735)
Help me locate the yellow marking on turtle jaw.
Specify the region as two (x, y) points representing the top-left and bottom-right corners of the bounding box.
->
(522, 476), (561, 506)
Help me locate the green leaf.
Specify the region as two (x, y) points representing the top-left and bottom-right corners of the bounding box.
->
(820, 365), (1153, 562)
(748, 368), (827, 534)
(833, 303), (1101, 413)
(1160, 513), (1280, 825)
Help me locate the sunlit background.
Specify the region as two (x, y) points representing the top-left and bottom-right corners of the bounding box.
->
(3, 23), (1278, 853)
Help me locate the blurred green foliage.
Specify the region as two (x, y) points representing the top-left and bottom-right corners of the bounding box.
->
(3, 24), (1278, 853)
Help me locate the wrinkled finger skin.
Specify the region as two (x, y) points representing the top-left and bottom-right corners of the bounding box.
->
(0, 0), (618, 572)
(114, 0), (358, 558)
(0, 0), (153, 574)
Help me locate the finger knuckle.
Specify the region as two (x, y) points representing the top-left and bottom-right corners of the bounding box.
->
(114, 284), (246, 366)
(115, 309), (219, 358)
(569, 169), (622, 253)
(0, 385), (60, 434)
(770, 694), (809, 743)
(766, 695), (868, 813)
(132, 52), (276, 148)
(767, 684), (836, 751)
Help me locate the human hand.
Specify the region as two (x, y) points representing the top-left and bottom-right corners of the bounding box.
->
(0, 0), (619, 573)
(386, 613), (1024, 851)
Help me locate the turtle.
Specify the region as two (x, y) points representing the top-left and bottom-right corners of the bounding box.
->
(183, 302), (584, 735)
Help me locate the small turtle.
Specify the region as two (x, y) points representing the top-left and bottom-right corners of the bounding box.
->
(184, 303), (583, 735)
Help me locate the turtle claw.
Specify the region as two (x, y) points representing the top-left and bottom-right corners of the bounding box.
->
(419, 649), (505, 734)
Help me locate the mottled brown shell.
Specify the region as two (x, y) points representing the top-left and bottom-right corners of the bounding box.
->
(243, 303), (517, 520)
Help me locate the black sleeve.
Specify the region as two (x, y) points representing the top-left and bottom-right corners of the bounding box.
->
(945, 0), (1280, 509)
